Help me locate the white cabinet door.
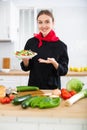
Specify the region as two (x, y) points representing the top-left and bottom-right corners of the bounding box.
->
(0, 76), (29, 88)
(0, 76), (21, 88)
(0, 1), (18, 41)
(20, 76), (29, 86)
(0, 1), (10, 39)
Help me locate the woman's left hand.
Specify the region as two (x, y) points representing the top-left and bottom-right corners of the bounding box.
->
(38, 58), (59, 69)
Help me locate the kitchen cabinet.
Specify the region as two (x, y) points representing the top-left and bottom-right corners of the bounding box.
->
(20, 76), (29, 85)
(0, 76), (20, 88)
(0, 1), (18, 42)
(0, 75), (28, 88)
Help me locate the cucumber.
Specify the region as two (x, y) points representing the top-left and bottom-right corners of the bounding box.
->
(12, 94), (32, 105)
(16, 86), (39, 92)
(21, 96), (38, 109)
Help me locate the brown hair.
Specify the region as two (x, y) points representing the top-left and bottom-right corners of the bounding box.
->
(37, 9), (54, 22)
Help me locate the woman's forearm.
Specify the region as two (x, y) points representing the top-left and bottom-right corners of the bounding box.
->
(51, 59), (59, 69)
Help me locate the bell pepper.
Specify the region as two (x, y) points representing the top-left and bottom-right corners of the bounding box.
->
(38, 96), (61, 109)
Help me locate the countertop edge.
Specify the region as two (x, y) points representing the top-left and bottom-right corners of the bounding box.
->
(0, 70), (87, 76)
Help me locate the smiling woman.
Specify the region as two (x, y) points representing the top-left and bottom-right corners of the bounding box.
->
(20, 9), (69, 90)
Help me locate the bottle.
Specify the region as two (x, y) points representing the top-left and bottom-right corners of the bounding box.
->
(2, 57), (10, 69)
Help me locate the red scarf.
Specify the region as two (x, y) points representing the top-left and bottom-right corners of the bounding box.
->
(34, 30), (59, 48)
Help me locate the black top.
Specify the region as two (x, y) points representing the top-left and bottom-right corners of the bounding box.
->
(20, 37), (69, 90)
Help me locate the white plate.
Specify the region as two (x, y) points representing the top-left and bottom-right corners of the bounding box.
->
(16, 53), (37, 59)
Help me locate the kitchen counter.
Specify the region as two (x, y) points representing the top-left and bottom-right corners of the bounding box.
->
(0, 90), (87, 130)
(0, 70), (87, 76)
(0, 90), (87, 118)
(0, 69), (29, 76)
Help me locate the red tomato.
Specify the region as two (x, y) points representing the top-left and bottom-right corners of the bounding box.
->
(15, 51), (19, 55)
(61, 88), (72, 100)
(6, 97), (11, 103)
(0, 97), (10, 104)
(0, 97), (3, 103)
(1, 97), (7, 104)
(9, 94), (15, 101)
(69, 90), (77, 96)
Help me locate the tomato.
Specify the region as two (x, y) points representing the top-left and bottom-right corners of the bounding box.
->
(61, 88), (72, 100)
(69, 90), (77, 96)
(61, 92), (71, 99)
(5, 97), (11, 103)
(9, 94), (15, 101)
(0, 97), (3, 103)
(15, 51), (19, 55)
(61, 88), (77, 100)
(0, 97), (11, 104)
(1, 97), (7, 104)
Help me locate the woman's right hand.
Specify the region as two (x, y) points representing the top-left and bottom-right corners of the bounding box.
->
(22, 58), (30, 67)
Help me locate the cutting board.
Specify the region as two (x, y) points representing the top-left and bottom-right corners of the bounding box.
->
(17, 90), (48, 97)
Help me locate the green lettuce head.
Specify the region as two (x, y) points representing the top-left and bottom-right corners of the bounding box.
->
(66, 78), (84, 92)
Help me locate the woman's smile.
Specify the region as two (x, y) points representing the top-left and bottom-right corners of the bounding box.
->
(37, 14), (54, 37)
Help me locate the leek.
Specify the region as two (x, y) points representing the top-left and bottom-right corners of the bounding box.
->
(65, 89), (87, 106)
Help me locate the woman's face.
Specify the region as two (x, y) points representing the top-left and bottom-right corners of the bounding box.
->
(37, 14), (54, 37)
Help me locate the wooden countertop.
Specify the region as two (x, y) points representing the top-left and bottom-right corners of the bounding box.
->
(0, 70), (87, 76)
(0, 70), (29, 76)
(0, 90), (87, 118)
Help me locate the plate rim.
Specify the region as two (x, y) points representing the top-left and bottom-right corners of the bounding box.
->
(15, 53), (37, 59)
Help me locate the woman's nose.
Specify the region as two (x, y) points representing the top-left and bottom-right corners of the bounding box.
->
(42, 22), (46, 27)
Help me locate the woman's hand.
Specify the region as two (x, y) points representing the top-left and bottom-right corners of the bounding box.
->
(38, 58), (59, 69)
(22, 58), (30, 67)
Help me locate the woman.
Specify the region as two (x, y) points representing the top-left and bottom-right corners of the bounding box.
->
(20, 9), (69, 94)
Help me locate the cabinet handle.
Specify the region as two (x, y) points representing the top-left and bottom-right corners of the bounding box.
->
(7, 26), (10, 38)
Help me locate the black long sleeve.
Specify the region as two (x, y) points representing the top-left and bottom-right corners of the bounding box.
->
(20, 37), (69, 89)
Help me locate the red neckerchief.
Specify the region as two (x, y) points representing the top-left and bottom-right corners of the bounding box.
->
(34, 30), (59, 48)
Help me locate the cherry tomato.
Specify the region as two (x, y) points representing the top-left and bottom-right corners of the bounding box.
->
(15, 51), (19, 55)
(9, 94), (15, 101)
(0, 97), (3, 103)
(69, 90), (77, 96)
(5, 97), (11, 103)
(0, 97), (10, 104)
(61, 88), (72, 100)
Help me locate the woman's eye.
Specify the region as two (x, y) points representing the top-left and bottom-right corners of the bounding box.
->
(38, 20), (50, 24)
(38, 21), (42, 24)
(45, 20), (50, 24)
